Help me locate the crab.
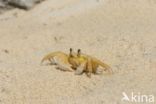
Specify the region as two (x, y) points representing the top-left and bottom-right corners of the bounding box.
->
(41, 48), (112, 77)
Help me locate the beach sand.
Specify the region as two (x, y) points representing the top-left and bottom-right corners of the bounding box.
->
(0, 0), (155, 104)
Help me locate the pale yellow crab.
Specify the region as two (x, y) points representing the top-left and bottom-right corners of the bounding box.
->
(41, 48), (112, 77)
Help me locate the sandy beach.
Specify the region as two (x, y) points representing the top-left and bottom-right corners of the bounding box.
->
(0, 0), (156, 104)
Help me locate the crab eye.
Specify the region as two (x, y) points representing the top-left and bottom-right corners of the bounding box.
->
(77, 49), (81, 53)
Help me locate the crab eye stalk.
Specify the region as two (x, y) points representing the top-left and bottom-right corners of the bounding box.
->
(77, 49), (81, 56)
(78, 49), (81, 53)
(69, 48), (74, 57)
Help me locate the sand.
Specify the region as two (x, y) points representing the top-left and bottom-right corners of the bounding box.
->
(0, 0), (156, 104)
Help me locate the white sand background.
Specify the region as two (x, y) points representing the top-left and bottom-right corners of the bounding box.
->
(0, 0), (156, 104)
